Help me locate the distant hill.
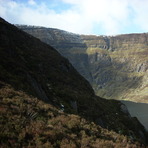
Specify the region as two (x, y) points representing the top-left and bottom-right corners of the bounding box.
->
(17, 25), (148, 103)
(0, 18), (148, 147)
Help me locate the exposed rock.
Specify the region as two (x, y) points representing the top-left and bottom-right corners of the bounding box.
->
(120, 104), (131, 117)
(95, 118), (105, 128)
(26, 73), (49, 102)
(70, 100), (78, 112)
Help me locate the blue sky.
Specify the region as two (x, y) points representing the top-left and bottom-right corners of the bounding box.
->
(0, 0), (148, 35)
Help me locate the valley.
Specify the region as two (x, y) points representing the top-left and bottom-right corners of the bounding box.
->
(17, 25), (148, 103)
(17, 25), (148, 132)
(0, 18), (147, 147)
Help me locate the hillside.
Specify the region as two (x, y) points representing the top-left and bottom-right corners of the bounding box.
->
(0, 18), (148, 147)
(17, 25), (148, 103)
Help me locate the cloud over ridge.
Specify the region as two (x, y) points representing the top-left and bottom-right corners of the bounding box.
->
(0, 0), (147, 35)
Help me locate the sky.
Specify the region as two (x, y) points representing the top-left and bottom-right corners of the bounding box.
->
(0, 0), (148, 35)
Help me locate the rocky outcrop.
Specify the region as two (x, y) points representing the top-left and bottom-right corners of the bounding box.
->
(17, 25), (148, 103)
(82, 34), (148, 103)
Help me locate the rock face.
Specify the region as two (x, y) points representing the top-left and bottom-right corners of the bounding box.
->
(82, 34), (148, 103)
(17, 26), (148, 103)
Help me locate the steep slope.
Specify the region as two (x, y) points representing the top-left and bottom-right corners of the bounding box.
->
(18, 25), (148, 103)
(0, 18), (148, 147)
(16, 25), (92, 83)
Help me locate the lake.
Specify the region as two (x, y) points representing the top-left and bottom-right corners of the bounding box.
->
(121, 100), (148, 131)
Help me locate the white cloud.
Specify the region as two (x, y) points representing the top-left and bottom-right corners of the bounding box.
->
(130, 0), (148, 31)
(28, 0), (36, 6)
(0, 0), (148, 35)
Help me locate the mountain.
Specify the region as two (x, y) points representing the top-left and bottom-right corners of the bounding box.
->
(0, 18), (148, 147)
(17, 25), (148, 103)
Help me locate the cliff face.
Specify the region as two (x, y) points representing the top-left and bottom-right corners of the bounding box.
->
(18, 25), (148, 103)
(82, 34), (148, 103)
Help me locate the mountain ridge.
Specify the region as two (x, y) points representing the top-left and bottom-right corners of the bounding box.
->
(17, 25), (148, 103)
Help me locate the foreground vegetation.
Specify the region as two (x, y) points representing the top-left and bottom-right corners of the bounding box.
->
(0, 82), (147, 148)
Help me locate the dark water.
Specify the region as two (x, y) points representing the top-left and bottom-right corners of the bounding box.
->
(121, 100), (148, 131)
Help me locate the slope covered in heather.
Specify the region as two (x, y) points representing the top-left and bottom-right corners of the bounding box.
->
(0, 18), (148, 147)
